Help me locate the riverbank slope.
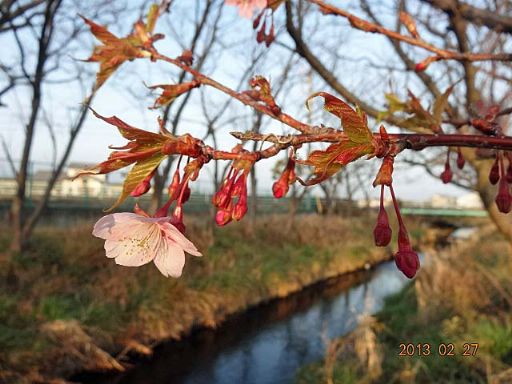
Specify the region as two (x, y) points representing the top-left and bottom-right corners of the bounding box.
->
(296, 226), (512, 383)
(1, 214), (407, 383)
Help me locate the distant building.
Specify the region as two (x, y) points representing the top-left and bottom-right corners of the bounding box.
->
(0, 162), (123, 199)
(456, 192), (484, 209)
(430, 194), (457, 208)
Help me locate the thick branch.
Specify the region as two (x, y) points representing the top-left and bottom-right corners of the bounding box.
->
(422, 0), (512, 35)
(307, 0), (512, 64)
(230, 130), (512, 153)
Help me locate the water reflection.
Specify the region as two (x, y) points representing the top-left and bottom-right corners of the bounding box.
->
(97, 261), (410, 384)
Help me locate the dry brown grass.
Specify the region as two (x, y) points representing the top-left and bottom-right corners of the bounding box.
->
(1, 213), (391, 381)
(415, 227), (512, 322)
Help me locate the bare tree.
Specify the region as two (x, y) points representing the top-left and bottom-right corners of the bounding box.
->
(2, 0), (119, 253)
(284, 0), (512, 241)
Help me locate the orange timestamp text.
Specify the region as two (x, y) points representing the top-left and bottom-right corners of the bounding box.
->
(398, 343), (479, 357)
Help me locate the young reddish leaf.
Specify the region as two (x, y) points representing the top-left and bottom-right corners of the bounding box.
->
(76, 147), (162, 178)
(249, 76), (280, 114)
(382, 89), (449, 133)
(406, 90), (438, 131)
(91, 109), (167, 144)
(149, 80), (200, 109)
(399, 11), (420, 39)
(300, 139), (374, 185)
(73, 111), (203, 212)
(107, 152), (166, 212)
(81, 16), (142, 90)
(177, 50), (194, 66)
(82, 4), (163, 91)
(306, 92), (373, 144)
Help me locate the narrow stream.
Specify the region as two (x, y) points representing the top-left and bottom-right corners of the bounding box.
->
(86, 260), (411, 384)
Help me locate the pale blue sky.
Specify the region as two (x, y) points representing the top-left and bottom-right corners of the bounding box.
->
(0, 0), (480, 201)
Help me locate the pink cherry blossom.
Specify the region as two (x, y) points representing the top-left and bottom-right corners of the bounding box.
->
(93, 212), (202, 277)
(226, 0), (267, 19)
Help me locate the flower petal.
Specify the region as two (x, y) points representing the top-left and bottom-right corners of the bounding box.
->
(93, 212), (145, 240)
(105, 223), (160, 267)
(159, 222), (202, 257)
(153, 241), (186, 277)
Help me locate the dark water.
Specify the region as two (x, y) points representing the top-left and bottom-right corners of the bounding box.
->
(83, 260), (410, 384)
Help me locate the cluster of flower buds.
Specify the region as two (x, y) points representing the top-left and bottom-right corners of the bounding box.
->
(373, 154), (420, 279)
(440, 147), (466, 184)
(489, 151), (512, 214)
(272, 151), (297, 199)
(212, 167), (250, 226)
(253, 8), (275, 47)
(153, 156), (205, 233)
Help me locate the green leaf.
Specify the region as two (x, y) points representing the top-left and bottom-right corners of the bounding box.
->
(106, 152), (166, 212)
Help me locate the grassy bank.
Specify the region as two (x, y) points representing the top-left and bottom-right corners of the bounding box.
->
(296, 229), (512, 384)
(0, 214), (392, 383)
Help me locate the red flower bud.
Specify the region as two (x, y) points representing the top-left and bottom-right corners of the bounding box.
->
(272, 176), (289, 199)
(213, 171), (238, 207)
(489, 155), (500, 185)
(215, 208), (232, 226)
(373, 186), (392, 247)
(373, 213), (392, 247)
(130, 180), (151, 197)
(415, 61), (428, 72)
(213, 189), (229, 207)
(233, 195), (248, 221)
(130, 170), (155, 197)
(181, 184), (191, 204)
(495, 177), (511, 214)
(395, 250), (420, 279)
(168, 170), (181, 201)
(440, 150), (452, 184)
(256, 20), (266, 43)
(456, 147), (465, 170)
(397, 224), (412, 252)
(440, 164), (452, 184)
(232, 174), (247, 197)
